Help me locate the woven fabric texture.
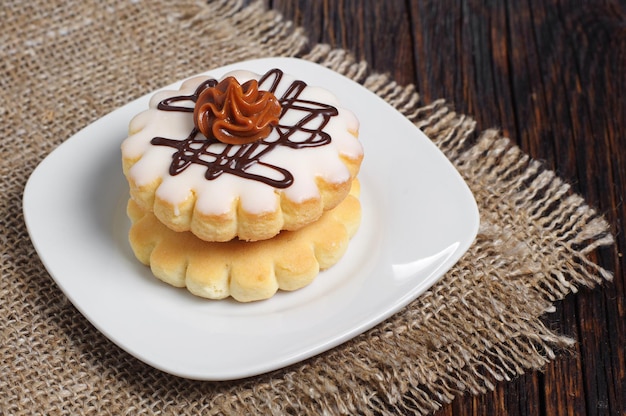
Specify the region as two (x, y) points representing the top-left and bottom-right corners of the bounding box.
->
(0, 1), (614, 414)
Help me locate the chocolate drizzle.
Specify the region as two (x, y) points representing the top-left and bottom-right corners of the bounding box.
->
(157, 79), (217, 112)
(150, 68), (338, 188)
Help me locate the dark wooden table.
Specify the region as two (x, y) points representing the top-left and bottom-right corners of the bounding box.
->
(255, 1), (626, 414)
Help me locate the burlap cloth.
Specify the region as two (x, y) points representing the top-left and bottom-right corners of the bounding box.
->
(1, 1), (615, 414)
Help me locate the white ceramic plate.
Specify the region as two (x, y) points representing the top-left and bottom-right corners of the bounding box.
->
(23, 57), (479, 380)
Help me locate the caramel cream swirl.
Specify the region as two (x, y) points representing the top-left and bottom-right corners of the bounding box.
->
(193, 76), (281, 144)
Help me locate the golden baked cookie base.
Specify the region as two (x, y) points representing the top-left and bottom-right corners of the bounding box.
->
(127, 181), (362, 302)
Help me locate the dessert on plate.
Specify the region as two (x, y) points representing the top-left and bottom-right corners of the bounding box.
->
(121, 67), (363, 301)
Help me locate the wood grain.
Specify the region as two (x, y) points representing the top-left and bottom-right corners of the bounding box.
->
(258, 0), (625, 414)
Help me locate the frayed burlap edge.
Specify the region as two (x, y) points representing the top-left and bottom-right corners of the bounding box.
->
(0, 1), (614, 415)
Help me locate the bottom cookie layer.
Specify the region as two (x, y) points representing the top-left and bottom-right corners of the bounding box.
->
(127, 181), (361, 302)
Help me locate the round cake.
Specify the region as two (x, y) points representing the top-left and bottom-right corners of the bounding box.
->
(127, 180), (362, 302)
(122, 68), (363, 242)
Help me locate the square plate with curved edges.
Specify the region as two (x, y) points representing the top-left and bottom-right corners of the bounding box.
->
(23, 57), (479, 380)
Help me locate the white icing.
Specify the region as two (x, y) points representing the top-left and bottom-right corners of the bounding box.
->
(122, 70), (363, 215)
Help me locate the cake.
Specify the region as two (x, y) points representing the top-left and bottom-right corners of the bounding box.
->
(127, 180), (361, 302)
(122, 68), (363, 242)
(121, 67), (364, 301)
